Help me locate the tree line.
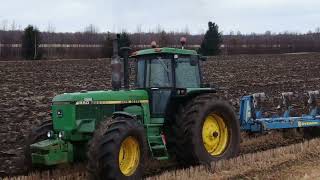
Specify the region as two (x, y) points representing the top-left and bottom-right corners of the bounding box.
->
(1, 22), (320, 60)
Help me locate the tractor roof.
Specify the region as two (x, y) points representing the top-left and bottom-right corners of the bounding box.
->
(131, 47), (198, 57)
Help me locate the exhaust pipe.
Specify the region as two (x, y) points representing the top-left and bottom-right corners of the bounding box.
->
(111, 34), (122, 90)
(111, 34), (132, 91)
(120, 47), (131, 90)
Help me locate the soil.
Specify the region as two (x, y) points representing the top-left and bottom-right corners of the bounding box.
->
(1, 53), (320, 177)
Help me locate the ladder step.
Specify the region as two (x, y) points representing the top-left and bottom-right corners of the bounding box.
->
(155, 156), (169, 160)
(151, 145), (166, 150)
(145, 124), (163, 127)
(148, 135), (162, 139)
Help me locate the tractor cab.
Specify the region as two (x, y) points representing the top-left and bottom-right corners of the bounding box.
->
(131, 47), (205, 117)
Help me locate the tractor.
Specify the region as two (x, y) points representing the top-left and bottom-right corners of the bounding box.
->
(25, 37), (240, 179)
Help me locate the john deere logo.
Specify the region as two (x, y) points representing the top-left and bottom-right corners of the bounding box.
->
(57, 110), (63, 118)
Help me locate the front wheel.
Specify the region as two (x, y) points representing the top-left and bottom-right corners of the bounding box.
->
(87, 117), (147, 180)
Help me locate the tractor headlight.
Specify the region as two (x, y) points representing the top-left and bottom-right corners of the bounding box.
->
(47, 131), (54, 138)
(177, 89), (187, 95)
(58, 131), (65, 139)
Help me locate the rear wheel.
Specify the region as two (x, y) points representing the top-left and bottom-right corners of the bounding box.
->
(87, 117), (147, 180)
(202, 113), (229, 156)
(24, 120), (53, 171)
(165, 94), (240, 166)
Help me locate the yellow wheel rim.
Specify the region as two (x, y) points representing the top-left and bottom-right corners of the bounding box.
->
(118, 136), (140, 176)
(202, 113), (229, 156)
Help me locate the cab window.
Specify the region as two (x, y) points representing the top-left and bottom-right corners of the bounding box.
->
(175, 55), (201, 88)
(146, 57), (172, 87)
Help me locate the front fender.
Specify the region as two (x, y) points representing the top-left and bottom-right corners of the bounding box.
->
(112, 111), (137, 120)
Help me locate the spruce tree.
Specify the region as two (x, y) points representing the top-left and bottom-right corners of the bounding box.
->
(22, 25), (41, 60)
(199, 21), (222, 55)
(118, 32), (131, 48)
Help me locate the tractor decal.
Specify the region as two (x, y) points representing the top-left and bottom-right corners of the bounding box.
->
(298, 121), (320, 127)
(75, 100), (149, 105)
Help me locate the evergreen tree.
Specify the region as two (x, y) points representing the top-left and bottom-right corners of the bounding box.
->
(118, 32), (131, 48)
(199, 21), (222, 56)
(22, 25), (41, 60)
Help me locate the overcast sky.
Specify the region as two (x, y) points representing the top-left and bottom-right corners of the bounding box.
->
(0, 0), (320, 34)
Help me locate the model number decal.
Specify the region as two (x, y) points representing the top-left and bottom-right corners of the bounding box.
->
(120, 100), (142, 104)
(76, 100), (149, 105)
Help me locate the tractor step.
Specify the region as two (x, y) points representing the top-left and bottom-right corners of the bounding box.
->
(149, 143), (169, 159)
(147, 134), (169, 159)
(151, 145), (166, 150)
(145, 123), (169, 160)
(155, 156), (169, 160)
(148, 135), (162, 140)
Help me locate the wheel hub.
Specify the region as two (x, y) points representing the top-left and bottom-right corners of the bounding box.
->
(119, 136), (140, 176)
(202, 113), (229, 156)
(212, 131), (219, 138)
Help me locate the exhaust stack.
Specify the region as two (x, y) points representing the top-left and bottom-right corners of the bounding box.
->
(120, 47), (131, 90)
(111, 34), (122, 90)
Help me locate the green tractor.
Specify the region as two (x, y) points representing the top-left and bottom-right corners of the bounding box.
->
(25, 37), (240, 179)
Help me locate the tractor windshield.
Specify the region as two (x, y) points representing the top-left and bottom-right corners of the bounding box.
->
(135, 54), (200, 88)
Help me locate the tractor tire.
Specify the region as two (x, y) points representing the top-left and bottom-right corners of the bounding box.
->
(24, 120), (53, 171)
(87, 117), (147, 180)
(165, 94), (240, 166)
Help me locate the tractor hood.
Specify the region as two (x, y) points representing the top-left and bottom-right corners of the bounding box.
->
(52, 90), (149, 103)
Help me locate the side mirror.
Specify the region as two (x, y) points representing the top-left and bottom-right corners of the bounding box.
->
(190, 55), (198, 66)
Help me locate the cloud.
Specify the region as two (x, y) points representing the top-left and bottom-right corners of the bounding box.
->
(0, 0), (319, 34)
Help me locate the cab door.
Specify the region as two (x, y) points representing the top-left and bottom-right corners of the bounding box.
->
(145, 55), (174, 118)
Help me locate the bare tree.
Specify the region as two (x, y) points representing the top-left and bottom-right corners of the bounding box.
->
(183, 25), (190, 35)
(10, 20), (16, 31)
(136, 24), (142, 45)
(1, 19), (8, 31)
(158, 30), (170, 47)
(47, 22), (56, 33)
(84, 24), (99, 34)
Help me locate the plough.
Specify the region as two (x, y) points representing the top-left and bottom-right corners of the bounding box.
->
(240, 91), (320, 133)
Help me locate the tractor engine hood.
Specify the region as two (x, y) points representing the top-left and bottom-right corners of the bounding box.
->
(52, 90), (149, 104)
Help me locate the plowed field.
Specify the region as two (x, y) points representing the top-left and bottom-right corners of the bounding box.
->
(1, 53), (320, 178)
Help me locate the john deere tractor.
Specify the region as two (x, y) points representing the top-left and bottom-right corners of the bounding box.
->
(25, 37), (240, 179)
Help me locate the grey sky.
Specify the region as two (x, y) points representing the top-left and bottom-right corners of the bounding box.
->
(1, 0), (319, 34)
